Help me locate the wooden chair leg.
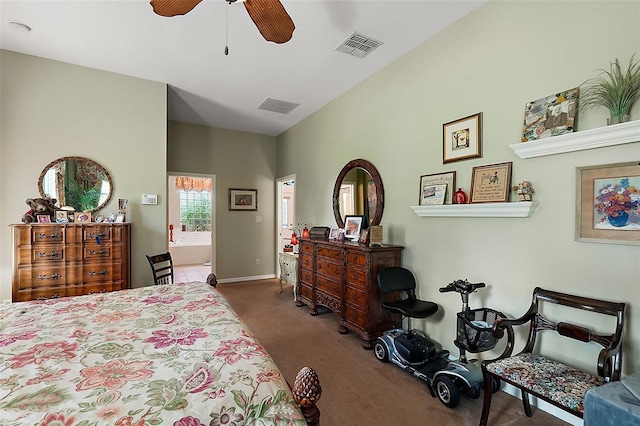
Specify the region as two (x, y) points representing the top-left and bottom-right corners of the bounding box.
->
(521, 389), (533, 417)
(479, 368), (493, 426)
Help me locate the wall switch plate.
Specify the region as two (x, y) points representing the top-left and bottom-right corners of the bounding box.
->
(142, 193), (158, 205)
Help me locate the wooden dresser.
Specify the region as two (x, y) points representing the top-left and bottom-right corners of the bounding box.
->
(10, 223), (131, 302)
(297, 238), (403, 349)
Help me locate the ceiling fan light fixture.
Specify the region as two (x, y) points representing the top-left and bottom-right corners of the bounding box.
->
(258, 98), (299, 114)
(336, 32), (383, 58)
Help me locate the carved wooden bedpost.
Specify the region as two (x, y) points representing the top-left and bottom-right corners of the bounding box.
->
(292, 367), (321, 426)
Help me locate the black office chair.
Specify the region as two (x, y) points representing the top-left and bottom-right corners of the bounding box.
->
(377, 267), (439, 328)
(146, 252), (174, 285)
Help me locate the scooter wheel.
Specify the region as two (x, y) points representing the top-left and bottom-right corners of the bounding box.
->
(373, 339), (389, 363)
(434, 376), (460, 408)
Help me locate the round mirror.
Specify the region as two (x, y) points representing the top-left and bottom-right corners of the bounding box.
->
(332, 159), (384, 229)
(38, 156), (113, 213)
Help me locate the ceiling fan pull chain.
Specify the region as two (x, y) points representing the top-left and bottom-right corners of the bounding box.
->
(224, 1), (230, 55)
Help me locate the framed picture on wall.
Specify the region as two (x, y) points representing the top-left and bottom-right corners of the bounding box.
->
(522, 87), (578, 142)
(443, 112), (482, 163)
(576, 162), (640, 246)
(229, 188), (258, 211)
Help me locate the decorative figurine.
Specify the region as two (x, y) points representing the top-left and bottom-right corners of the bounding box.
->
(512, 181), (534, 201)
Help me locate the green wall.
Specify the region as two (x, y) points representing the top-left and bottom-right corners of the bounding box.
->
(276, 0), (640, 378)
(167, 121), (277, 279)
(0, 50), (167, 298)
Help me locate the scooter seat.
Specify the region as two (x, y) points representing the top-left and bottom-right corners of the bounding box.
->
(382, 298), (439, 318)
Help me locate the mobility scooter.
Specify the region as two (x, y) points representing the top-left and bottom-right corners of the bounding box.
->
(373, 268), (504, 408)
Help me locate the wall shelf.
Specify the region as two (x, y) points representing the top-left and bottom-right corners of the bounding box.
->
(510, 119), (640, 159)
(411, 202), (538, 218)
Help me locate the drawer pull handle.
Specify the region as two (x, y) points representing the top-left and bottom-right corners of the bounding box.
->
(37, 273), (62, 281)
(88, 232), (107, 239)
(89, 249), (107, 255)
(37, 233), (61, 240)
(88, 270), (108, 276)
(37, 251), (60, 259)
(351, 313), (358, 320)
(351, 294), (358, 300)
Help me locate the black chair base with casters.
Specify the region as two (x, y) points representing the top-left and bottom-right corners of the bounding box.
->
(146, 252), (174, 285)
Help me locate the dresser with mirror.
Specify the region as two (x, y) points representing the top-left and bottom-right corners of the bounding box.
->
(297, 159), (403, 349)
(11, 156), (131, 302)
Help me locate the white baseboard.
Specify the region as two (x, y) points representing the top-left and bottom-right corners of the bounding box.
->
(217, 274), (276, 284)
(500, 383), (583, 425)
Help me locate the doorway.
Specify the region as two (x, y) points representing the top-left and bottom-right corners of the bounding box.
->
(167, 173), (216, 275)
(276, 175), (296, 271)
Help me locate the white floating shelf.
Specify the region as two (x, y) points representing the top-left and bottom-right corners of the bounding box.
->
(411, 202), (539, 218)
(510, 120), (640, 159)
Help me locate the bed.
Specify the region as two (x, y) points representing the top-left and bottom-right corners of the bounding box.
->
(0, 281), (320, 425)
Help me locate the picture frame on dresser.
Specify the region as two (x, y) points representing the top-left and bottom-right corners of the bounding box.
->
(343, 215), (363, 240)
(37, 215), (51, 223)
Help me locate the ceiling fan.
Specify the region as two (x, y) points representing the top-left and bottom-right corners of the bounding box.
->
(150, 0), (295, 44)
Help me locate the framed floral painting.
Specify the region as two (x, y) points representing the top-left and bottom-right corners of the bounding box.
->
(576, 162), (640, 245)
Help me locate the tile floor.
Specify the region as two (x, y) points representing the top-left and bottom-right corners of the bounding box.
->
(174, 264), (213, 284)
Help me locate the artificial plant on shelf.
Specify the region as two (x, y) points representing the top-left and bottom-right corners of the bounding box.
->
(579, 54), (640, 125)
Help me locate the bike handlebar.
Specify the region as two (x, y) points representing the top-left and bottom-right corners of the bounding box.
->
(438, 279), (486, 294)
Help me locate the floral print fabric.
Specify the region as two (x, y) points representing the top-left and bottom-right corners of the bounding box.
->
(485, 352), (605, 413)
(0, 282), (306, 425)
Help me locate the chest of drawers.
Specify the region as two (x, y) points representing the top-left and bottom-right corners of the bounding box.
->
(278, 252), (298, 300)
(11, 223), (131, 302)
(297, 238), (403, 349)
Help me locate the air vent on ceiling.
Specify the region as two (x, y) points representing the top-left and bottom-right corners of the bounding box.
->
(335, 32), (383, 58)
(258, 98), (300, 114)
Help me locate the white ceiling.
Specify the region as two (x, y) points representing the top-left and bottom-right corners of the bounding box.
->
(1, 0), (484, 136)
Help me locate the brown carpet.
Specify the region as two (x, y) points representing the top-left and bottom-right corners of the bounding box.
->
(216, 279), (569, 426)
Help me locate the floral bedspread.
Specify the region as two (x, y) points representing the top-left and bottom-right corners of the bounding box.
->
(0, 282), (306, 425)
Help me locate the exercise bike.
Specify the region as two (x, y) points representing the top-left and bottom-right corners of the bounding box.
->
(373, 269), (504, 408)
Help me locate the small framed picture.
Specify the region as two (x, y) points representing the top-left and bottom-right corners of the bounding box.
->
(94, 213), (105, 223)
(344, 215), (364, 240)
(443, 112), (482, 163)
(470, 162), (513, 203)
(37, 215), (51, 223)
(55, 210), (69, 223)
(329, 228), (339, 240)
(419, 171), (456, 205)
(118, 198), (129, 213)
(229, 188), (258, 211)
(522, 87), (578, 142)
(358, 228), (370, 244)
(76, 212), (92, 222)
(115, 213), (125, 223)
(420, 183), (448, 206)
(369, 225), (383, 246)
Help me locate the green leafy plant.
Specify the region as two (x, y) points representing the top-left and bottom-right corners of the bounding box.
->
(579, 55), (640, 121)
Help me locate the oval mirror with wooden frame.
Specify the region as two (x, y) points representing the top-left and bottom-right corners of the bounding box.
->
(38, 156), (113, 213)
(332, 159), (384, 229)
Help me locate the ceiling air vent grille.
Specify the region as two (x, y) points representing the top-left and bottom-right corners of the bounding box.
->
(335, 32), (383, 58)
(258, 98), (300, 114)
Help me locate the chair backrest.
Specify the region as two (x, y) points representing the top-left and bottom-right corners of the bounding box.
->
(146, 252), (174, 285)
(377, 267), (417, 300)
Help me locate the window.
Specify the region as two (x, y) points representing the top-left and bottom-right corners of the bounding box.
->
(282, 198), (289, 228)
(179, 190), (211, 232)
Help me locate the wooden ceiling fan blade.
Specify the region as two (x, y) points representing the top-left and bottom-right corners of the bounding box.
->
(150, 0), (203, 17)
(243, 0), (295, 44)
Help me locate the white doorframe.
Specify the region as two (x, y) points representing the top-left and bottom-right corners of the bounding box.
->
(276, 174), (295, 276)
(167, 172), (216, 275)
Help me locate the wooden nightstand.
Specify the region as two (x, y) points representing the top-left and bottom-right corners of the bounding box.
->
(278, 252), (298, 300)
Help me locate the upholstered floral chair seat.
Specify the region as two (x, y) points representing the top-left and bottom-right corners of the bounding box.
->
(485, 352), (605, 414)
